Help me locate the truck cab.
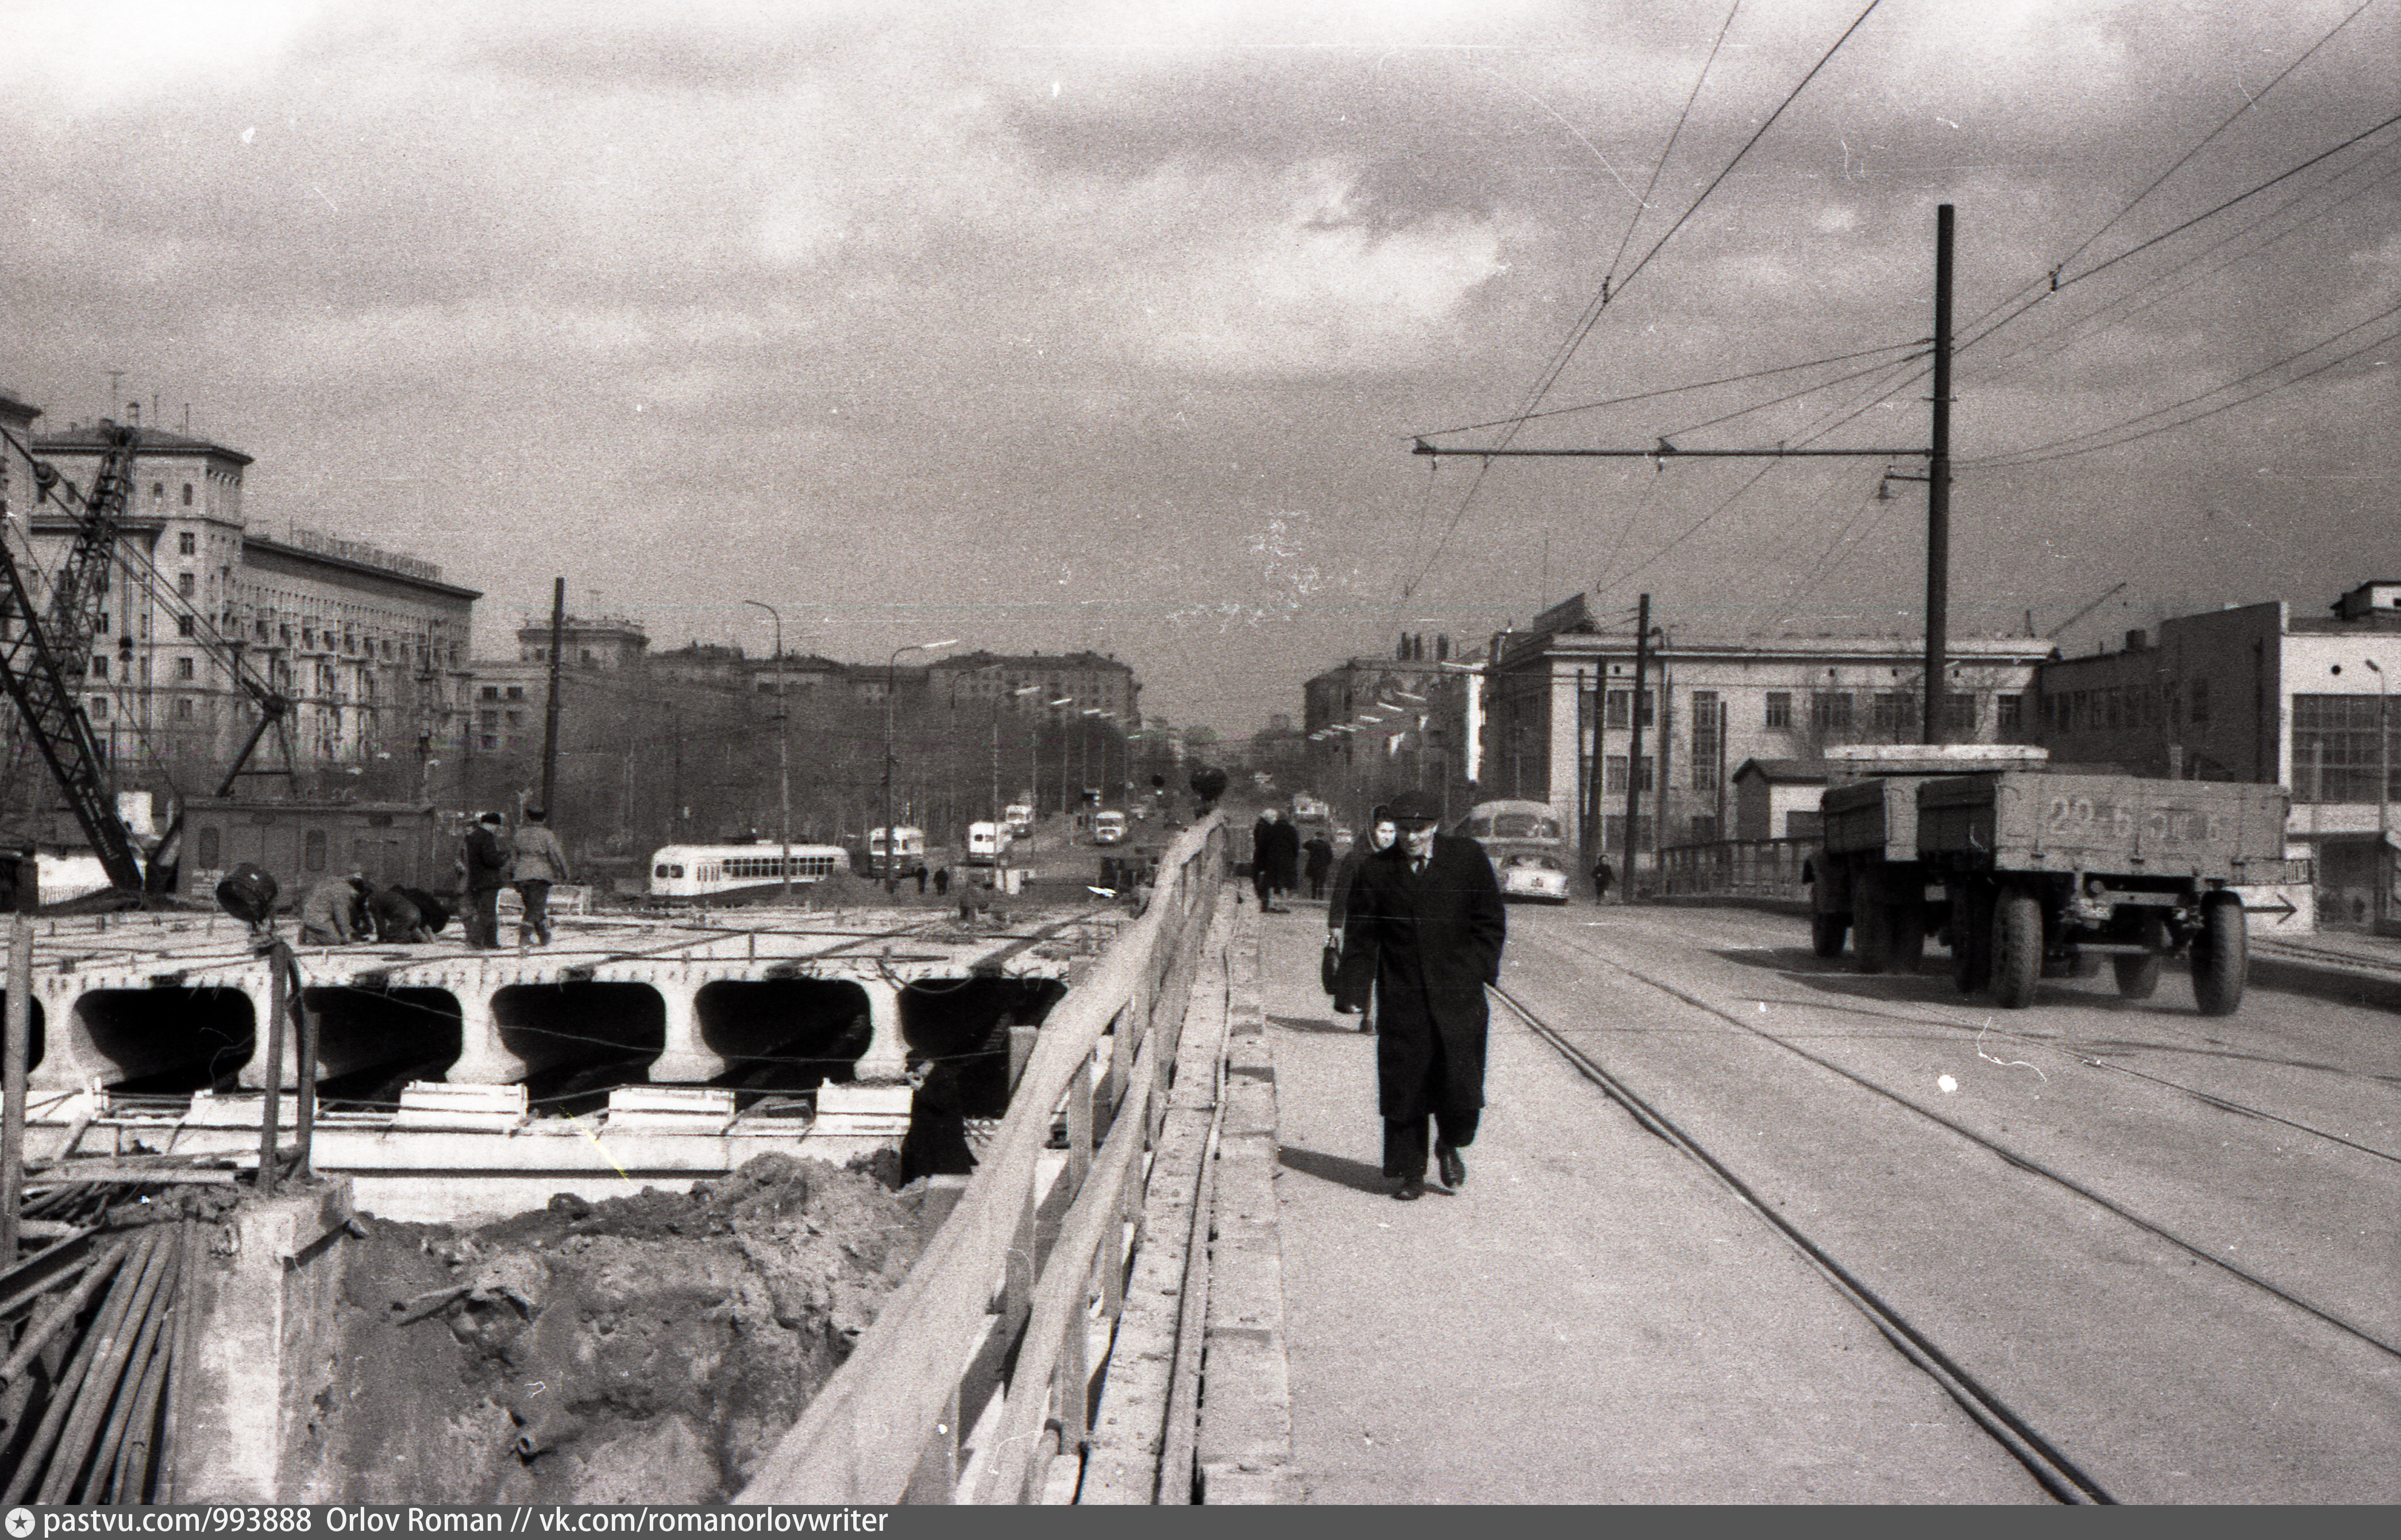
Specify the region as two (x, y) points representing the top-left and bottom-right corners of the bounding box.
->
(1092, 809), (1127, 846)
(1005, 803), (1034, 839)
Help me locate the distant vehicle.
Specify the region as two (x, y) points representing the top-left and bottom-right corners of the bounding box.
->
(650, 843), (848, 901)
(1292, 793), (1331, 824)
(1456, 798), (1571, 904)
(865, 826), (927, 875)
(1005, 802), (1035, 839)
(966, 821), (1012, 865)
(1092, 810), (1128, 846)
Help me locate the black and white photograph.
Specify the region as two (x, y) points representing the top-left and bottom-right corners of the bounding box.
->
(1, 0), (2395, 1510)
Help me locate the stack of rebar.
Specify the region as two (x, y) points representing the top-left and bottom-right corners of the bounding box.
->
(2, 1205), (202, 1504)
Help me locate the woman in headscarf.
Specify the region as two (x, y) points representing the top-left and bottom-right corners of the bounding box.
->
(1325, 805), (1396, 1032)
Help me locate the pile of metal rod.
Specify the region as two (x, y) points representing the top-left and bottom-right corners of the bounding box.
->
(1, 1210), (198, 1504)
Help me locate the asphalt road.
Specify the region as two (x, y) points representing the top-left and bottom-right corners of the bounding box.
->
(1493, 900), (2401, 1503)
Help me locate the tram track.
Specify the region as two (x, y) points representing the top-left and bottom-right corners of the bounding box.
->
(1696, 991), (2401, 1169)
(1488, 979), (2114, 1506)
(1519, 932), (2401, 1365)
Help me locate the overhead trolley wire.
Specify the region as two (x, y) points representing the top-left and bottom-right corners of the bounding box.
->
(1397, 1), (1886, 603)
(1963, 300), (2401, 470)
(1968, 147), (2401, 384)
(1957, 107), (2401, 359)
(2044, 0), (2385, 282)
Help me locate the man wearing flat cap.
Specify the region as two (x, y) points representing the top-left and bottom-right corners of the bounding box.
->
(1339, 789), (1506, 1201)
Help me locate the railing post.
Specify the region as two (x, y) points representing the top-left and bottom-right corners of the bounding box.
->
(258, 940), (290, 1195)
(1067, 1057), (1094, 1194)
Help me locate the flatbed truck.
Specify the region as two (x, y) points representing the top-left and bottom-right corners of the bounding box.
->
(1917, 772), (2307, 1014)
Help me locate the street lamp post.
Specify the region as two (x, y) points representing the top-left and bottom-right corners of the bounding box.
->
(2371, 659), (2390, 929)
(741, 600), (791, 904)
(1049, 698), (1073, 817)
(885, 639), (958, 893)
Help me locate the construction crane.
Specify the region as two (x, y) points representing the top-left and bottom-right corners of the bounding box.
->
(0, 419), (147, 889)
(2044, 581), (2131, 640)
(0, 415), (297, 898)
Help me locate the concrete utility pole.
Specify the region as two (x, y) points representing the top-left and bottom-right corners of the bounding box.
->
(743, 600), (791, 904)
(1921, 202), (1955, 744)
(1623, 593), (1651, 900)
(541, 578), (565, 815)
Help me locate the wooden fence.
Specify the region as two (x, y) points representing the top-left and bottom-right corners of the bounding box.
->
(735, 812), (1231, 1504)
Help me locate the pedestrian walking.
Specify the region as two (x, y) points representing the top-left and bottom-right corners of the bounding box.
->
(1591, 854), (1614, 904)
(511, 806), (572, 946)
(1339, 789), (1505, 1201)
(1250, 806), (1284, 912)
(1270, 810), (1303, 904)
(460, 812), (512, 950)
(1302, 831), (1334, 900)
(1327, 807), (1394, 1030)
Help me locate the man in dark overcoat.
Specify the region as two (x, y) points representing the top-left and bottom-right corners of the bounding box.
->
(1340, 789), (1505, 1199)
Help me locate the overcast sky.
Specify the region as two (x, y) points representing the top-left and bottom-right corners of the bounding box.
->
(4, 1), (2394, 737)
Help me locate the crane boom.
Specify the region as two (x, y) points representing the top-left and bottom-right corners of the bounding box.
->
(0, 420), (147, 889)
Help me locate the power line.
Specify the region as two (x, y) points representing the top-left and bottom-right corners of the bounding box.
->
(2045, 0), (2385, 279)
(1409, 338), (1923, 441)
(1964, 302), (2401, 470)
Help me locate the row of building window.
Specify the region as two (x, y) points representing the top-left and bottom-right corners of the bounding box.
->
(1589, 688), (2022, 735)
(2042, 679), (2209, 735)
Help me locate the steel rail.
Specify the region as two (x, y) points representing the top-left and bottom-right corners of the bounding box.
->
(1490, 981), (2115, 1505)
(1535, 933), (2401, 1361)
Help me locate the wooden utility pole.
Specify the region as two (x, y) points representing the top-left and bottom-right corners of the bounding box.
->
(1622, 593), (1651, 897)
(541, 578), (565, 814)
(1922, 202), (1955, 744)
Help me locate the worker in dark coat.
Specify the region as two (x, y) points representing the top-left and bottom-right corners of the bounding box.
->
(1340, 789), (1505, 1201)
(460, 812), (512, 949)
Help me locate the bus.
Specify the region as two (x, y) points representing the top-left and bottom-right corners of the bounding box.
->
(1456, 799), (1573, 904)
(1092, 810), (1127, 846)
(649, 843), (849, 901)
(1005, 802), (1035, 839)
(966, 821), (1012, 865)
(865, 826), (927, 876)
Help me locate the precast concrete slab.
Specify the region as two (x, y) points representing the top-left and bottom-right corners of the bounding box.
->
(6, 902), (1129, 1221)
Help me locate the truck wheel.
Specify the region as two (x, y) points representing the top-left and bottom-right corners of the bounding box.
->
(1886, 899), (1926, 972)
(2191, 892), (2248, 1017)
(2114, 915), (2167, 1000)
(1852, 862), (1889, 973)
(1952, 883), (1993, 995)
(1990, 887), (2042, 1009)
(1810, 913), (1848, 958)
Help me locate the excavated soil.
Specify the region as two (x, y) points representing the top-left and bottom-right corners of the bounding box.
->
(301, 1152), (931, 1503)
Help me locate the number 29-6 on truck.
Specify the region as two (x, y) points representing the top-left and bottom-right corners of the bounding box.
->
(1911, 773), (2304, 1015)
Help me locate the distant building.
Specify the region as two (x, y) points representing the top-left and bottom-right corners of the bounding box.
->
(12, 404), (476, 809)
(1479, 594), (2051, 867)
(929, 650), (1139, 722)
(2034, 582), (2401, 926)
(1302, 634), (1479, 822)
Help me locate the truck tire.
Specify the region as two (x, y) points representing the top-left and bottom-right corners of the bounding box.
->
(2191, 892), (2248, 1017)
(1886, 897), (1926, 972)
(1990, 887), (2042, 1009)
(1852, 863), (1890, 974)
(1952, 882), (1993, 995)
(1810, 913), (1848, 958)
(2114, 914), (2167, 1000)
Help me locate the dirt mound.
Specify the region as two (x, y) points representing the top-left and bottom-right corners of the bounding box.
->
(302, 1151), (928, 1503)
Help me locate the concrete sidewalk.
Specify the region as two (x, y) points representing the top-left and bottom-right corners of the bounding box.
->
(1239, 898), (2049, 1504)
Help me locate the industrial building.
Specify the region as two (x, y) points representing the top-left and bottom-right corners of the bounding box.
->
(2034, 581), (2401, 928)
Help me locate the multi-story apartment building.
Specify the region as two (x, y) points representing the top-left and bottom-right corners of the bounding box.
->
(12, 403), (477, 808)
(2034, 581), (2401, 926)
(1302, 634), (1479, 823)
(1480, 595), (2051, 866)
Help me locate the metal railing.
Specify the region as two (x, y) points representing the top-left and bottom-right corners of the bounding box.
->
(736, 812), (1230, 1505)
(1655, 836), (1815, 900)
